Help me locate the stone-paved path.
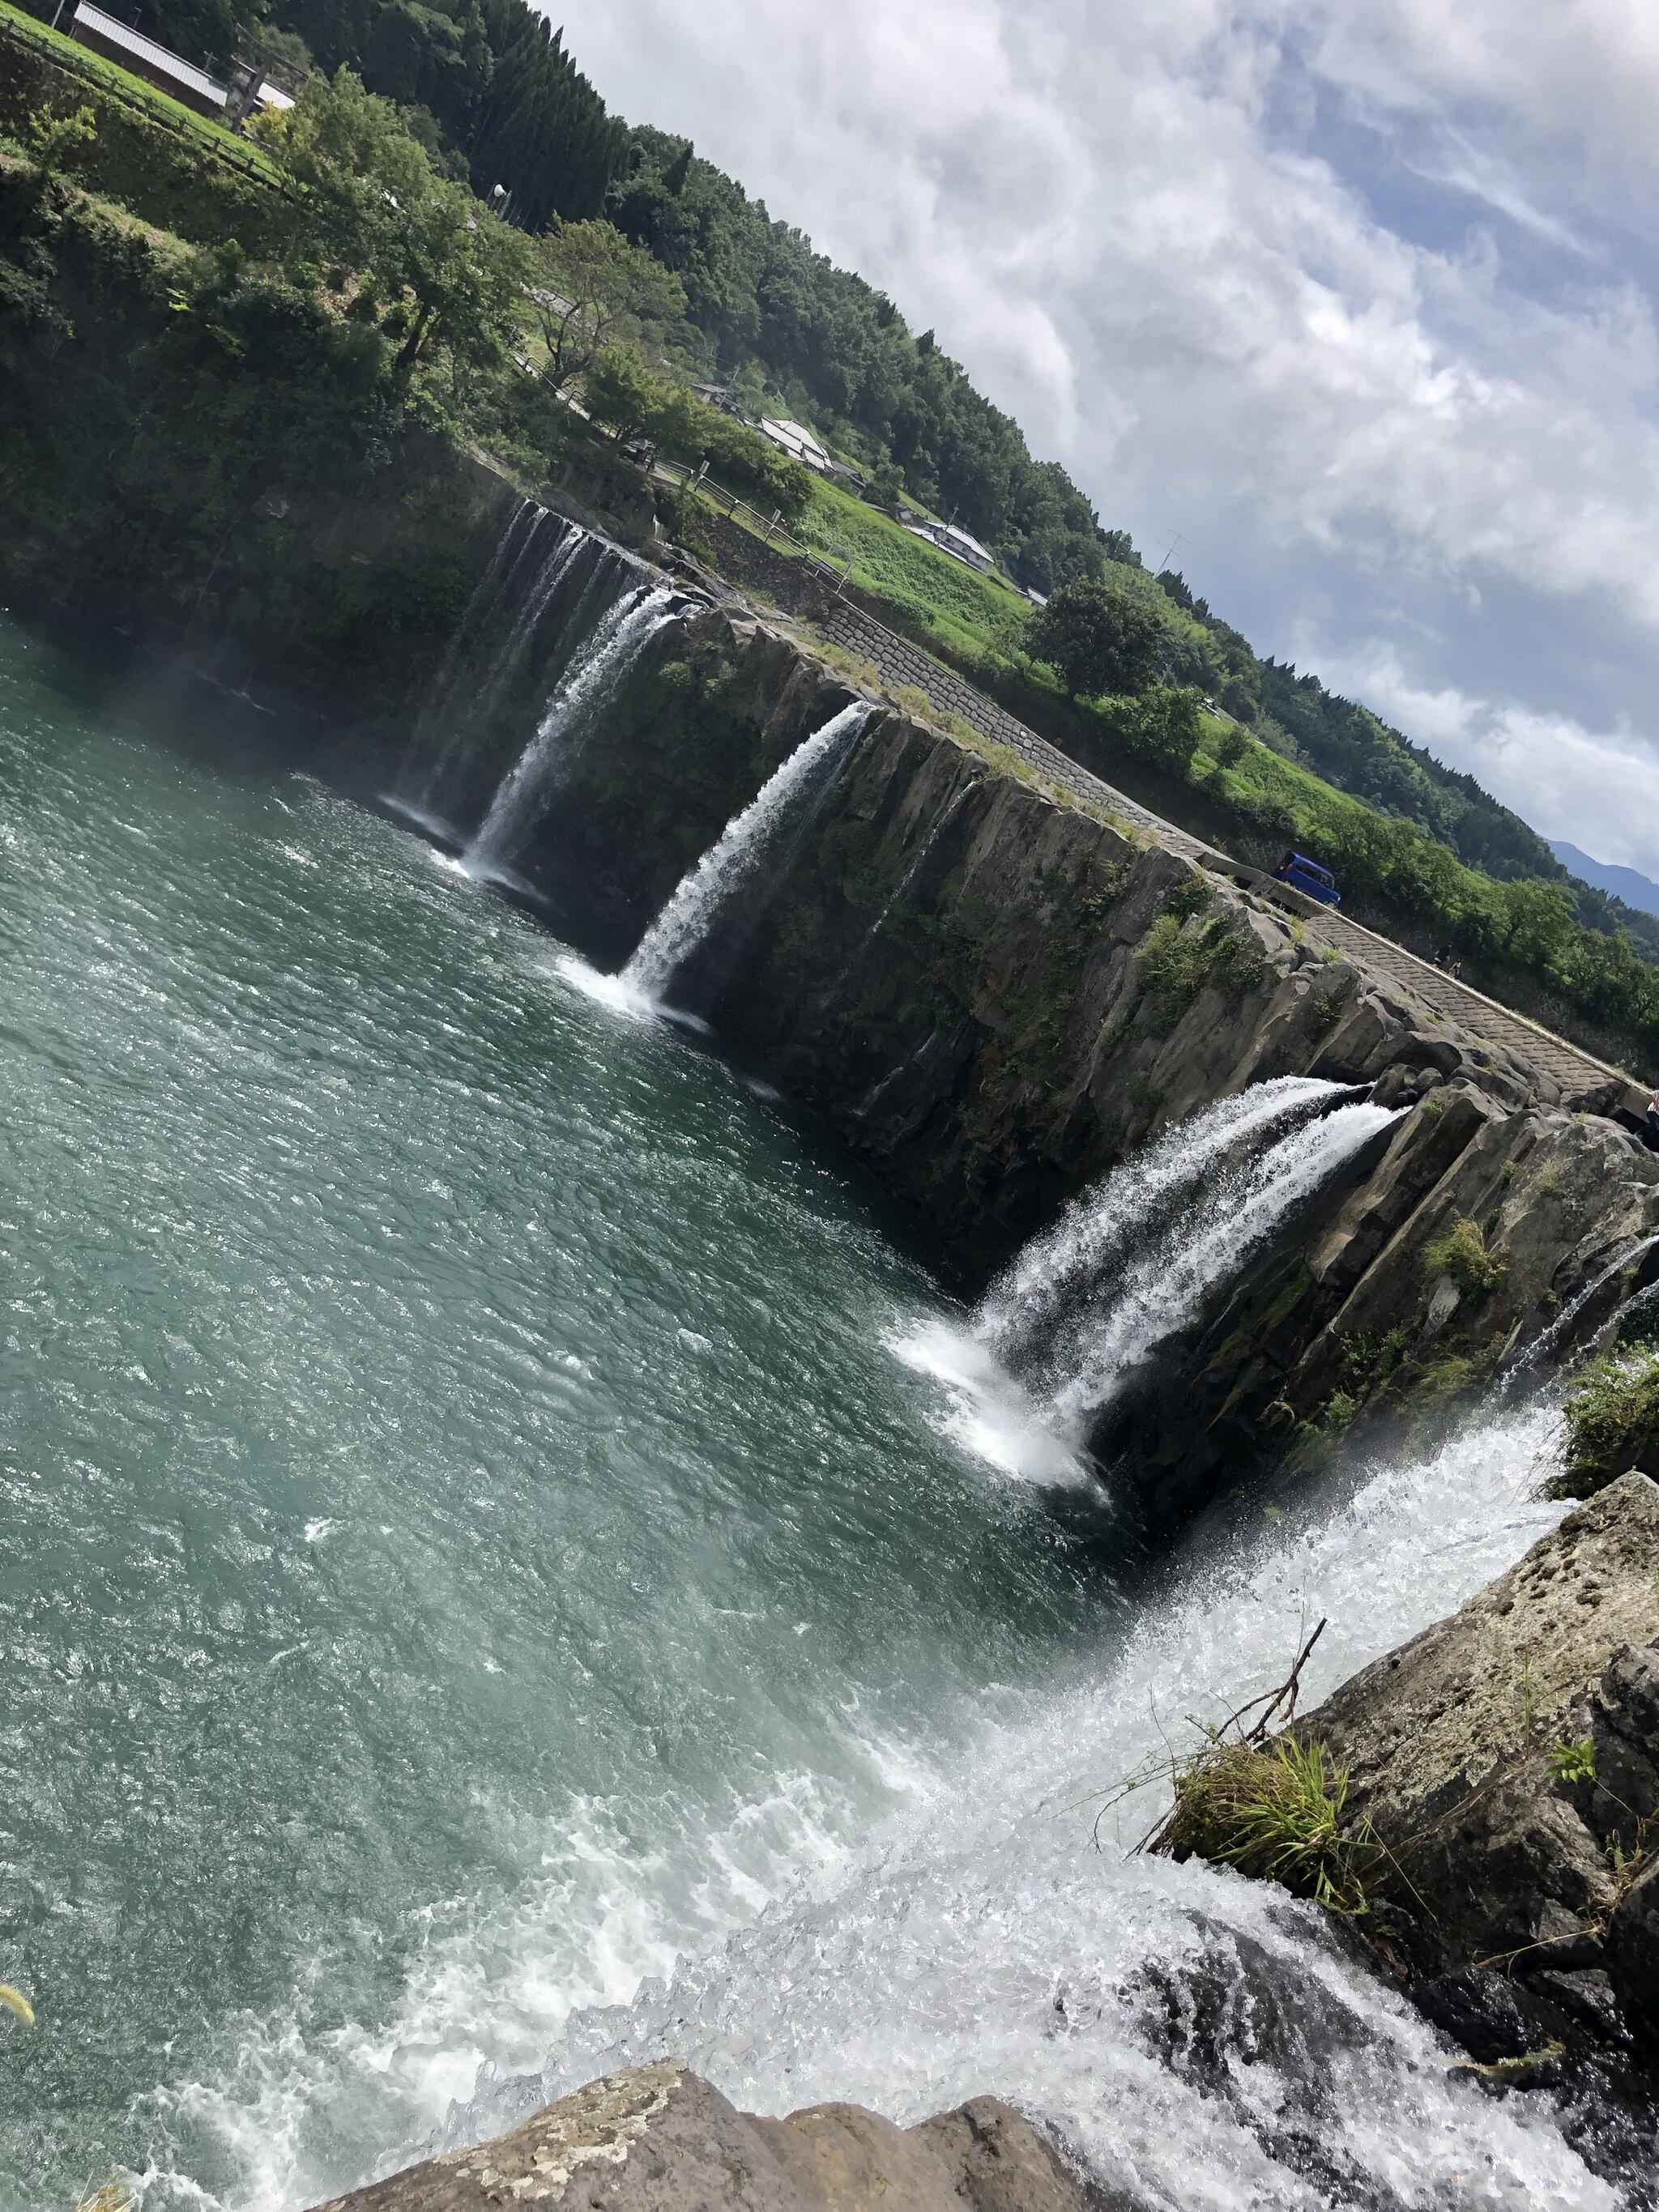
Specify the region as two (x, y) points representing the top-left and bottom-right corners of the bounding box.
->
(816, 599), (1641, 1101)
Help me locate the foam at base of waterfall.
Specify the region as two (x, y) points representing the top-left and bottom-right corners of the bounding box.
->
(134, 1405), (1595, 2212)
(621, 702), (872, 1008)
(887, 1319), (1093, 1490)
(433, 1403), (1596, 2211)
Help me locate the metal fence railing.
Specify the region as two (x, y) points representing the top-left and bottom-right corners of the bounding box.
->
(650, 457), (854, 593)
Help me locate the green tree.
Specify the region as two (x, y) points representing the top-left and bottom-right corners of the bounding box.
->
(1124, 683), (1204, 773)
(262, 72), (531, 381)
(1027, 575), (1169, 697)
(529, 220), (686, 393)
(582, 342), (663, 442)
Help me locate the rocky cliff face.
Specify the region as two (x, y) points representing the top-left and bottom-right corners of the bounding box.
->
(1292, 1476), (1659, 2080)
(305, 2062), (1100, 2212)
(484, 600), (1659, 1522)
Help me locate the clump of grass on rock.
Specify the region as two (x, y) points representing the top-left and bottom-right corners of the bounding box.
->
(1151, 1736), (1380, 1915)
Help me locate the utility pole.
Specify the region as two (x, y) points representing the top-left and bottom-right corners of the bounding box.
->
(1156, 531), (1185, 574)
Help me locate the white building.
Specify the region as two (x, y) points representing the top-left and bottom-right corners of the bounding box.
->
(901, 518), (997, 574)
(757, 418), (831, 472)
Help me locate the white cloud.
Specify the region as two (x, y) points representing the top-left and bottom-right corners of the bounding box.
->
(553, 0), (1659, 856)
(1307, 641), (1659, 876)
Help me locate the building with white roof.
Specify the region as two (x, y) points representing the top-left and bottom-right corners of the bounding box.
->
(70, 2), (229, 116)
(757, 418), (831, 472)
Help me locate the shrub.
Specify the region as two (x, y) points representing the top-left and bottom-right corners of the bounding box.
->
(1137, 913), (1213, 1008)
(1138, 912), (1265, 1019)
(1552, 1345), (1659, 1497)
(1154, 1737), (1377, 1914)
(1422, 1213), (1505, 1296)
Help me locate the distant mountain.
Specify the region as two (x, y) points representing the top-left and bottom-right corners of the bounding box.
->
(1549, 840), (1659, 920)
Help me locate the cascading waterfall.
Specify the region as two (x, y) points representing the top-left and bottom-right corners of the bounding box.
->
(444, 1400), (1612, 2210)
(1504, 1231), (1659, 1382)
(897, 1087), (1401, 1484)
(417, 500), (541, 726)
(859, 783), (973, 950)
(465, 584), (679, 878)
(620, 701), (872, 1008)
(416, 521), (594, 807)
(978, 1076), (1354, 1370)
(1050, 1099), (1401, 1426)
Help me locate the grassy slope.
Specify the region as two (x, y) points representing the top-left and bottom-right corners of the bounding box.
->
(790, 477), (1032, 660)
(0, 0), (275, 181)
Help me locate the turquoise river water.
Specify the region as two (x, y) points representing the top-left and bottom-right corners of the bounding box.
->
(0, 610), (1619, 2211)
(0, 617), (1111, 2208)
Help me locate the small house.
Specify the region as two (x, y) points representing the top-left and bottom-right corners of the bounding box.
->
(70, 1), (230, 117)
(757, 418), (831, 473)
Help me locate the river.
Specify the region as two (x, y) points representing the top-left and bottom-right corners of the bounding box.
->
(0, 612), (1618, 2208)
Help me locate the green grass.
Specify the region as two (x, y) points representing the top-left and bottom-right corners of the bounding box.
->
(1550, 1345), (1659, 1498)
(0, 0), (276, 183)
(1153, 1735), (1380, 1915)
(789, 475), (1032, 660)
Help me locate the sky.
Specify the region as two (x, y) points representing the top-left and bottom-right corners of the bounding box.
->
(552, 0), (1659, 879)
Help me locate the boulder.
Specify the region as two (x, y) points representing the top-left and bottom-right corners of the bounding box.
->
(304, 2063), (1102, 2212)
(1286, 1473), (1659, 2052)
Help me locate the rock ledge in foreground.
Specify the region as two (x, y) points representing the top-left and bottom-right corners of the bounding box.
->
(305, 2060), (1103, 2211)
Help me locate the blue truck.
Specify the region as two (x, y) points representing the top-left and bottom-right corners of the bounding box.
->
(1274, 852), (1341, 906)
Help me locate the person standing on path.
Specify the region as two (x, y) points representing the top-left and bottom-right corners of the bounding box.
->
(1648, 1089), (1659, 1148)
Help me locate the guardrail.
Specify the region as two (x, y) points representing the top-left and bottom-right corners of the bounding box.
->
(652, 457), (855, 591)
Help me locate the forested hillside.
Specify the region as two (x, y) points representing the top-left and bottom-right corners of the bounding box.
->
(15, 0), (1659, 1004)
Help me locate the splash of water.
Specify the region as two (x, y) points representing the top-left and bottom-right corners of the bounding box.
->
(466, 586), (679, 877)
(978, 1076), (1352, 1369)
(438, 1401), (1608, 2211)
(1051, 1100), (1401, 1426)
(621, 703), (872, 1008)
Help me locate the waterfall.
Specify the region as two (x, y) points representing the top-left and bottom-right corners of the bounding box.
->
(620, 702), (872, 1008)
(859, 783), (973, 950)
(465, 585), (679, 878)
(416, 521), (594, 805)
(402, 504), (554, 804)
(443, 1401), (1606, 2209)
(892, 1084), (1398, 1491)
(978, 1076), (1353, 1370)
(1505, 1231), (1659, 1381)
(422, 500), (541, 718)
(1050, 1099), (1401, 1426)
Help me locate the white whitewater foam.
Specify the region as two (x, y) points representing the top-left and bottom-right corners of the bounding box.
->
(978, 1076), (1349, 1366)
(1051, 1101), (1402, 1426)
(888, 1318), (1092, 1490)
(463, 1403), (1597, 2211)
(137, 1405), (1597, 2212)
(621, 703), (871, 1008)
(465, 586), (677, 876)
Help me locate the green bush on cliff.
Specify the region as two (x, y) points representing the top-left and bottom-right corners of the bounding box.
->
(1422, 1214), (1506, 1296)
(1552, 1346), (1659, 1498)
(1138, 912), (1265, 1023)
